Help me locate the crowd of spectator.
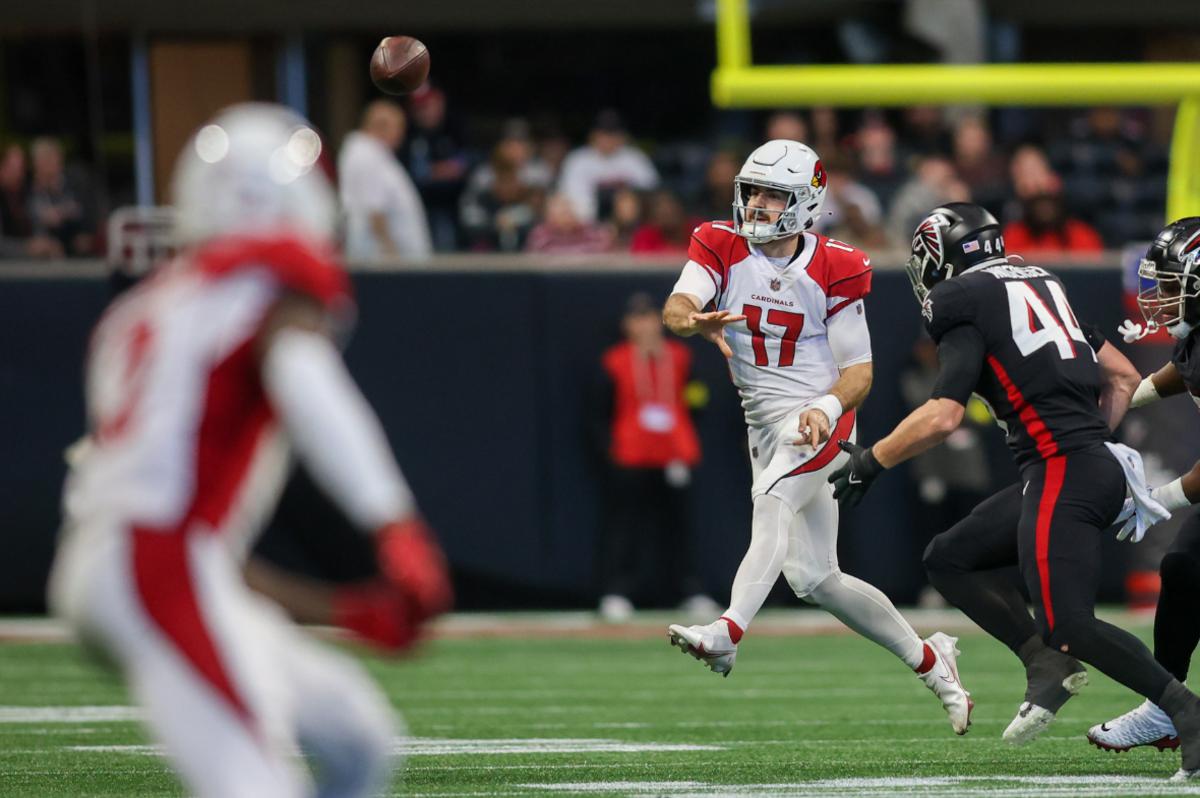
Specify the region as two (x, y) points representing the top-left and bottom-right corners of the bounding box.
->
(0, 137), (96, 258)
(0, 94), (1172, 262)
(338, 92), (1170, 261)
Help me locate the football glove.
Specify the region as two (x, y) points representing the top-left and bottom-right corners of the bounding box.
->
(828, 440), (884, 508)
(376, 516), (454, 621)
(332, 581), (421, 652)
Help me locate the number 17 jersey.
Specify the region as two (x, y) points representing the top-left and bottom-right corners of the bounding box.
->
(924, 262), (1109, 471)
(679, 222), (874, 428)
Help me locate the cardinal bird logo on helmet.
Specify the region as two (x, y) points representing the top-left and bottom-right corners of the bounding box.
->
(810, 160), (827, 190)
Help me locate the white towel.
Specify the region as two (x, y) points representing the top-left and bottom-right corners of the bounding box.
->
(1105, 442), (1172, 543)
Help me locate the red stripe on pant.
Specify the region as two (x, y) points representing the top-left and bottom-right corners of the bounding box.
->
(1036, 456), (1068, 633)
(131, 528), (255, 728)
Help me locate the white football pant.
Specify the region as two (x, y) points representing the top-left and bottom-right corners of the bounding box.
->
(48, 524), (397, 798)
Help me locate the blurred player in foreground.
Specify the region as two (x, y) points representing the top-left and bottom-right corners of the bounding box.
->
(1089, 218), (1200, 755)
(830, 203), (1200, 781)
(47, 103), (452, 797)
(662, 139), (972, 735)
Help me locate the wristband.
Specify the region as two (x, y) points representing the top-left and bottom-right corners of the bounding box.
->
(1154, 478), (1192, 512)
(806, 394), (843, 429)
(1130, 376), (1162, 409)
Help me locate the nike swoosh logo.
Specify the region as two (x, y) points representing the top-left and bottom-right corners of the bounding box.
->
(848, 475), (862, 485)
(1100, 723), (1111, 731)
(940, 674), (956, 685)
(862, 257), (871, 266)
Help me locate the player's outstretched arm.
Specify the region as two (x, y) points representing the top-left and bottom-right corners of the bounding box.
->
(662, 293), (745, 359)
(256, 294), (453, 629)
(1096, 341), (1141, 430)
(1129, 360), (1188, 408)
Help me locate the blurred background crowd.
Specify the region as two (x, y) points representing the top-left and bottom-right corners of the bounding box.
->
(0, 97), (1172, 261)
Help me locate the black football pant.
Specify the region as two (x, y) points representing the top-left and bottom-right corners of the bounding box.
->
(600, 466), (701, 604)
(925, 447), (1177, 704)
(1156, 511), (1200, 682)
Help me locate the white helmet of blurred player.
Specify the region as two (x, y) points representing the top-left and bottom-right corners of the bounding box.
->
(171, 103), (336, 246)
(732, 139), (828, 244)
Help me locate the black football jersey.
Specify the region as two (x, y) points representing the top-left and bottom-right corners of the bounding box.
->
(924, 262), (1110, 471)
(1172, 329), (1200, 393)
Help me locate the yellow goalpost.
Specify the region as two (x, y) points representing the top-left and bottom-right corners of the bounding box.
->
(711, 0), (1200, 222)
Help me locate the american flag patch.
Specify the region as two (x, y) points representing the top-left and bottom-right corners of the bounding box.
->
(962, 240), (981, 253)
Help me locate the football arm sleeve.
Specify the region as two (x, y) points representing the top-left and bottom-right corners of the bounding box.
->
(671, 260), (719, 308)
(930, 325), (986, 405)
(261, 327), (415, 532)
(826, 300), (872, 368)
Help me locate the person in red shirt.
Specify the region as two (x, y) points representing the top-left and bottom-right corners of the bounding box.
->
(594, 292), (717, 621)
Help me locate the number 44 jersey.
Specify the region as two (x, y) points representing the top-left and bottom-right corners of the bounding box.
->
(924, 261), (1109, 471)
(677, 222), (873, 428)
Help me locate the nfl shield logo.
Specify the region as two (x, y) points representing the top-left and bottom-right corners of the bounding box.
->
(769, 278), (781, 292)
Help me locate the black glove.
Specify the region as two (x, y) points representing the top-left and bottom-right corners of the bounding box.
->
(828, 440), (884, 508)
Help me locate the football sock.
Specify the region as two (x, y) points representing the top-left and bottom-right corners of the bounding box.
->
(808, 571), (926, 670)
(1051, 614), (1173, 705)
(925, 562), (1036, 654)
(1155, 551), (1200, 682)
(723, 493), (790, 632)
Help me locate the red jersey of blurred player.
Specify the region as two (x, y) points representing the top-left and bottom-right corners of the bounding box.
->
(48, 103), (450, 798)
(663, 139), (972, 735)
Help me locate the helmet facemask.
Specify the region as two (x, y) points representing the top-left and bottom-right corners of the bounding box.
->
(1137, 256), (1200, 339)
(732, 178), (811, 244)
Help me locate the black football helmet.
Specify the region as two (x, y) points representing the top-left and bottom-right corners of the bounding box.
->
(1137, 217), (1200, 338)
(906, 202), (1006, 302)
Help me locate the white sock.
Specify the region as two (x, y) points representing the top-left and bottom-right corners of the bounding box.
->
(809, 571), (926, 669)
(723, 493), (790, 633)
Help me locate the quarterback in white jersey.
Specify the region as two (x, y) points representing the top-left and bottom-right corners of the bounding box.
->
(663, 139), (972, 734)
(47, 104), (451, 798)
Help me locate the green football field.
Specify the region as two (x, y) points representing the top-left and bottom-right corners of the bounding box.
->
(1, 612), (1198, 797)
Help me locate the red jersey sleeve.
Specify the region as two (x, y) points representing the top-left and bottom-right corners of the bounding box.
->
(809, 236), (873, 319)
(195, 235), (354, 311)
(687, 221), (748, 295)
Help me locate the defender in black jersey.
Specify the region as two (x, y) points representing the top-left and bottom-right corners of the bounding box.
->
(1089, 218), (1200, 754)
(829, 203), (1200, 781)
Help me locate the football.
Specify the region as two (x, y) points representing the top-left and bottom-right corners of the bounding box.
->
(369, 36), (430, 95)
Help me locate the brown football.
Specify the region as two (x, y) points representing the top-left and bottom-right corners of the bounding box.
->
(369, 36), (430, 95)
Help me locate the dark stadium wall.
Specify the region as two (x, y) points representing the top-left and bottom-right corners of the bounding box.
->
(0, 267), (1127, 612)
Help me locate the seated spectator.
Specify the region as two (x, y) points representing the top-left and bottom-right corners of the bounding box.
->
(339, 99), (433, 262)
(886, 154), (970, 246)
(952, 116), (1006, 209)
(459, 119), (551, 252)
(765, 111), (807, 143)
(609, 188), (644, 250)
(0, 144), (32, 239)
(1003, 182), (1104, 254)
(525, 193), (613, 255)
(28, 137), (94, 256)
(809, 106), (843, 160)
(402, 84), (471, 251)
(853, 112), (905, 209)
(558, 110), (659, 223)
(819, 159), (887, 249)
(692, 150), (740, 221)
(629, 191), (692, 254)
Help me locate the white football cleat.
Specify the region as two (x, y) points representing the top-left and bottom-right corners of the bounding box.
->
(917, 632), (973, 735)
(1088, 700), (1180, 752)
(667, 620), (737, 677)
(1003, 670), (1089, 746)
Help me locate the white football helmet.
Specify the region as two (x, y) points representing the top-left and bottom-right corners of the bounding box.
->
(171, 103), (337, 246)
(733, 139), (827, 244)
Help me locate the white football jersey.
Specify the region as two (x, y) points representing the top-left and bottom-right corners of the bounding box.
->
(66, 236), (352, 555)
(675, 222), (873, 427)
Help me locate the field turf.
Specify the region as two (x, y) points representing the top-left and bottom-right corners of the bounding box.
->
(1, 611), (1198, 797)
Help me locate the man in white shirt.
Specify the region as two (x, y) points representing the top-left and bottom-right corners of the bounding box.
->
(557, 110), (659, 224)
(339, 100), (433, 262)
